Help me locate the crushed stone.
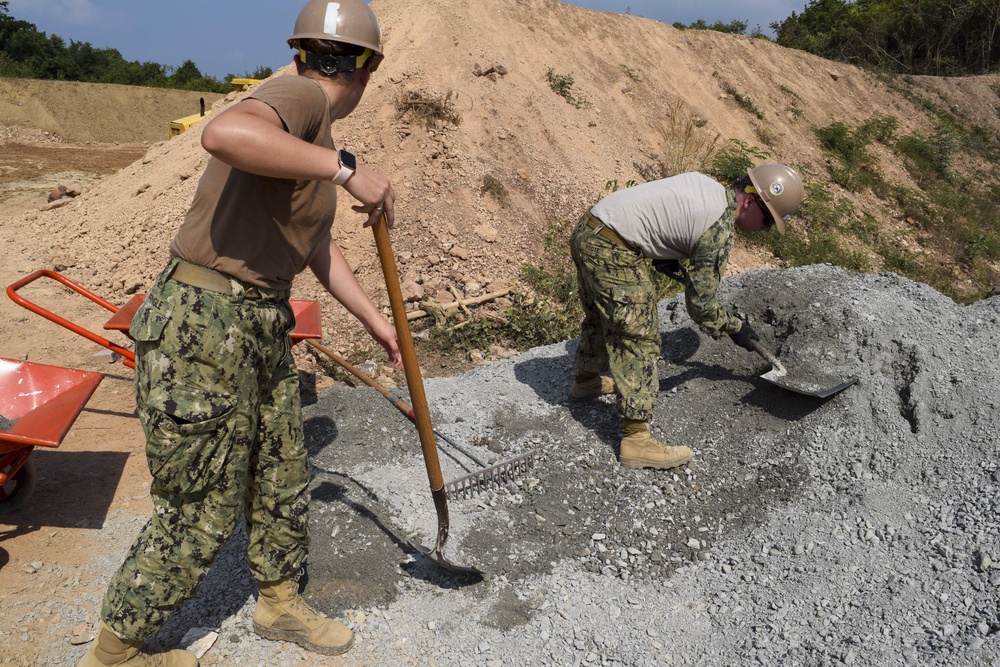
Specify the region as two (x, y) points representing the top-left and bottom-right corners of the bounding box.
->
(40, 264), (998, 666)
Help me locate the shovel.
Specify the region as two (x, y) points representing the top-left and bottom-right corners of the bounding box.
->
(371, 214), (481, 575)
(750, 339), (858, 398)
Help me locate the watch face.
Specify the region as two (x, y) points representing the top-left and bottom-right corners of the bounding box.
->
(340, 149), (357, 170)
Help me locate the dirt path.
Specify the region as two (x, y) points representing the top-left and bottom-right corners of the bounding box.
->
(0, 138), (148, 212)
(0, 138), (153, 667)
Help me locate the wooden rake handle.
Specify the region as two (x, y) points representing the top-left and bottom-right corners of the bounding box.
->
(371, 215), (445, 493)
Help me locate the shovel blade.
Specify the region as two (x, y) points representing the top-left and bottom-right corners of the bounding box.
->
(752, 340), (857, 398)
(761, 370), (858, 398)
(409, 538), (482, 575)
(407, 487), (483, 575)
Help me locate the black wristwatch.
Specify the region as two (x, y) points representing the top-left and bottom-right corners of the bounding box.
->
(332, 149), (356, 185)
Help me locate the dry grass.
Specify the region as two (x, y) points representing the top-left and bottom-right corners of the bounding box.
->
(395, 89), (462, 128)
(657, 98), (721, 177)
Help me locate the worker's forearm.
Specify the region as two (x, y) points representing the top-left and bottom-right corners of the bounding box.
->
(309, 241), (384, 330)
(201, 109), (339, 181)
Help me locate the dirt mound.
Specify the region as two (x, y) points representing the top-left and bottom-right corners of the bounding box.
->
(0, 78), (224, 144)
(6, 0), (1000, 368)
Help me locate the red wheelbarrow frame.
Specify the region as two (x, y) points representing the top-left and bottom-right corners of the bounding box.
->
(8, 270), (137, 367)
(4, 269), (323, 511)
(6, 269), (324, 369)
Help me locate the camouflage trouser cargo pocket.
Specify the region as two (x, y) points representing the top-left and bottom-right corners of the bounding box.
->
(129, 295), (170, 343)
(141, 398), (235, 496)
(130, 287), (236, 496)
(606, 282), (659, 421)
(607, 282), (656, 338)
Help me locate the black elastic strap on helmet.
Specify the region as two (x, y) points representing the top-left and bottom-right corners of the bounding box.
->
(300, 48), (373, 74)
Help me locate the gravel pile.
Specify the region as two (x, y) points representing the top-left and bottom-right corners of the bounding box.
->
(47, 264), (999, 665)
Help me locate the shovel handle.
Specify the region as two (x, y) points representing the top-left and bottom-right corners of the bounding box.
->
(371, 215), (445, 492)
(750, 339), (787, 375)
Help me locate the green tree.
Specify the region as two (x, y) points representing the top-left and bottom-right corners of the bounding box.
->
(673, 18), (751, 35)
(773, 0), (1000, 75)
(0, 1), (228, 91)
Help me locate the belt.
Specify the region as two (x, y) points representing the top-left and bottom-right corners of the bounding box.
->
(585, 213), (630, 249)
(169, 261), (290, 300)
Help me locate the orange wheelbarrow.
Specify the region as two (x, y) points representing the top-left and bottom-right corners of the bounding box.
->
(0, 357), (103, 513)
(4, 270), (323, 512)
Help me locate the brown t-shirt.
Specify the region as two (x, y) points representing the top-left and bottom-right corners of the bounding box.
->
(169, 75), (337, 290)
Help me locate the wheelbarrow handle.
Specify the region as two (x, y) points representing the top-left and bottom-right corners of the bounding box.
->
(6, 270), (136, 367)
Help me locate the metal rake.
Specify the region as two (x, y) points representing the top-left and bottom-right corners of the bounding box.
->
(306, 339), (534, 500)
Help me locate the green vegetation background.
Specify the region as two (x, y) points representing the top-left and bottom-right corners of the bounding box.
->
(0, 1), (270, 93)
(4, 0), (1000, 92)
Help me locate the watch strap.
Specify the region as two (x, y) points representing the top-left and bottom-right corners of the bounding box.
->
(332, 149), (356, 185)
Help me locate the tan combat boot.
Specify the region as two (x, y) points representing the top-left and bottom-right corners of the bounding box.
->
(569, 373), (616, 401)
(253, 578), (354, 656)
(619, 420), (693, 470)
(76, 621), (198, 667)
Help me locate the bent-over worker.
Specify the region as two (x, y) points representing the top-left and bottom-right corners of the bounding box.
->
(78, 1), (400, 665)
(568, 164), (804, 471)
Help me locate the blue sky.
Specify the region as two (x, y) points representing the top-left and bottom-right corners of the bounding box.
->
(6, 0), (807, 80)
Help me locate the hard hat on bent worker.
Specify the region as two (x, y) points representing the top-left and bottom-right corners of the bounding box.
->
(746, 163), (804, 234)
(288, 0), (384, 68)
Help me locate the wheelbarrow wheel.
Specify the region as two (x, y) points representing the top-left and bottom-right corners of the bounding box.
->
(0, 458), (37, 514)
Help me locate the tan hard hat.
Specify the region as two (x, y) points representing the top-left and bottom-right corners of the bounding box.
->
(747, 164), (804, 234)
(288, 0), (383, 56)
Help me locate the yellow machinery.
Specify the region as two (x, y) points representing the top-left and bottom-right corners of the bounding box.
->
(230, 77), (261, 91)
(168, 79), (262, 137)
(169, 97), (209, 137)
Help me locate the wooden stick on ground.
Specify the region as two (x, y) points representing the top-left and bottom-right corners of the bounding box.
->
(406, 289), (511, 321)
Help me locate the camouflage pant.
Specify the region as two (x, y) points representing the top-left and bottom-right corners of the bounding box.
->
(101, 258), (309, 640)
(571, 214), (659, 422)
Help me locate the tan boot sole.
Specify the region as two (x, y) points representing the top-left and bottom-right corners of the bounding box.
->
(253, 621), (354, 656)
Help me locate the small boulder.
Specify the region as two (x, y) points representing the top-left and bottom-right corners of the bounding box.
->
(48, 185), (68, 202)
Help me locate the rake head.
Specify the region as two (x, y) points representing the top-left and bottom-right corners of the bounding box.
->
(444, 450), (534, 500)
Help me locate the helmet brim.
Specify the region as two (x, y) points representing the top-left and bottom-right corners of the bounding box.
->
(765, 202), (786, 234)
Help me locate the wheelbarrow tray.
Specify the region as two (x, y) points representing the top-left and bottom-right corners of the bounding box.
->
(0, 357), (103, 449)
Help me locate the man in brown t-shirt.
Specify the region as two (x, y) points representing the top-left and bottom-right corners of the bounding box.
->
(78, 2), (396, 665)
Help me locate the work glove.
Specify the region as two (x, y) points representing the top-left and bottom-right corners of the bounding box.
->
(652, 259), (687, 285)
(729, 321), (759, 351)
